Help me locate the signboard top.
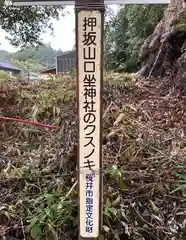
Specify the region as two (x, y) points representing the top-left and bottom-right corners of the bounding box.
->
(12, 0), (170, 6)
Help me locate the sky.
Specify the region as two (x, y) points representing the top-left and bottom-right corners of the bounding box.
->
(0, 5), (119, 53)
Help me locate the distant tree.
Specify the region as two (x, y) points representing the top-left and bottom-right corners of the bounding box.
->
(105, 4), (166, 72)
(11, 58), (43, 72)
(0, 1), (65, 48)
(0, 50), (12, 61)
(13, 48), (35, 61)
(13, 44), (62, 67)
(10, 59), (28, 71)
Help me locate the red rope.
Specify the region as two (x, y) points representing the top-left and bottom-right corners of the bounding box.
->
(0, 116), (56, 129)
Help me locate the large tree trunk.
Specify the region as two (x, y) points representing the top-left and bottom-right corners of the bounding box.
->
(137, 0), (186, 78)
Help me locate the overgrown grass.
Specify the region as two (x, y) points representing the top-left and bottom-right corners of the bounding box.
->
(1, 73), (186, 239)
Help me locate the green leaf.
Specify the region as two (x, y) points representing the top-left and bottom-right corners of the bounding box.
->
(45, 193), (55, 206)
(109, 207), (117, 216)
(176, 23), (186, 28)
(175, 180), (186, 183)
(112, 165), (118, 171)
(170, 184), (186, 194)
(105, 199), (111, 208)
(30, 224), (42, 240)
(28, 216), (39, 228)
(175, 173), (186, 181)
(38, 213), (47, 224)
(119, 182), (125, 189)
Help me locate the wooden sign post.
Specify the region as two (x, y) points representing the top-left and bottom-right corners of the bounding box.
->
(12, 0), (170, 239)
(75, 1), (104, 239)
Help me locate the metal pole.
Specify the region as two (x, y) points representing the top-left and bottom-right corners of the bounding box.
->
(75, 0), (104, 239)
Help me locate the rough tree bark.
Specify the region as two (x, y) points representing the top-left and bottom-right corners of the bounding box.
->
(137, 0), (186, 78)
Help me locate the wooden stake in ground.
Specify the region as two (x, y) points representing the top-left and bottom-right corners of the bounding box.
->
(75, 1), (104, 239)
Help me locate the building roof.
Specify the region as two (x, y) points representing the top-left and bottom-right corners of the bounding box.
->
(0, 61), (21, 72)
(56, 50), (76, 58)
(40, 66), (56, 74)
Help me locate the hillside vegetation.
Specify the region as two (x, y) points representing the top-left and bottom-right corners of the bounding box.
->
(0, 44), (63, 72)
(0, 73), (186, 240)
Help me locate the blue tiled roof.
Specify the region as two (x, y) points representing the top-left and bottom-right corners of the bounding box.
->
(0, 61), (21, 71)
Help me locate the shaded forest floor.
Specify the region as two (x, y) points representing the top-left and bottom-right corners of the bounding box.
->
(0, 73), (186, 240)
